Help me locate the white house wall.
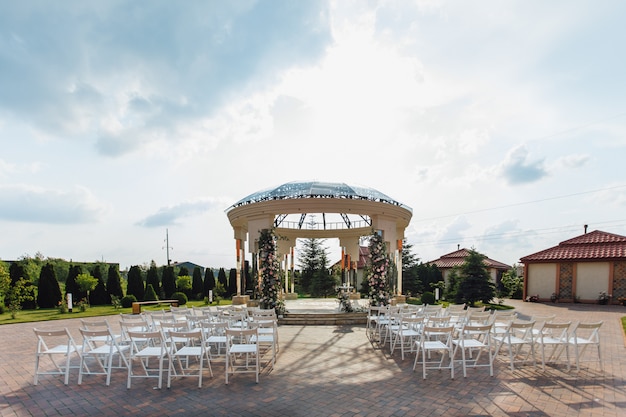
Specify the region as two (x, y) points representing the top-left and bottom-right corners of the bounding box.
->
(527, 263), (556, 298)
(576, 262), (610, 299)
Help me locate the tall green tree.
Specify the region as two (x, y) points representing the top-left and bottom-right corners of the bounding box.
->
(161, 266), (176, 298)
(228, 268), (237, 297)
(217, 268), (228, 290)
(178, 266), (189, 277)
(298, 231), (329, 295)
(192, 266), (203, 299)
(65, 265), (86, 302)
(89, 265), (109, 305)
(146, 261), (161, 298)
(127, 265), (145, 301)
(9, 262), (25, 285)
(37, 263), (62, 308)
(106, 264), (124, 299)
(456, 249), (495, 306)
(401, 239), (421, 296)
(203, 268), (215, 297)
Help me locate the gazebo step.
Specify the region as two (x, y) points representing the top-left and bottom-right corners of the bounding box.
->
(278, 313), (367, 326)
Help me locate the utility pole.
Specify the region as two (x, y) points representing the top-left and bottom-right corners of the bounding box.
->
(163, 228), (172, 266)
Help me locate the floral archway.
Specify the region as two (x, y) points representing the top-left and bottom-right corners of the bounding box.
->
(367, 231), (391, 306)
(258, 229), (284, 313)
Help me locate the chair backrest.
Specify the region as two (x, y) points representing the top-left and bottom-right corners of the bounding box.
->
(467, 312), (492, 325)
(167, 329), (203, 347)
(225, 328), (258, 344)
(34, 328), (77, 352)
(119, 318), (150, 339)
(531, 314), (556, 327)
(421, 325), (454, 344)
(570, 321), (602, 342)
(427, 316), (451, 327)
(446, 303), (466, 313)
(127, 330), (163, 349)
(79, 328), (116, 351)
(402, 316), (425, 332)
(540, 322), (571, 341)
(160, 321), (189, 336)
(170, 305), (189, 312)
(80, 319), (111, 330)
(199, 320), (228, 336)
(460, 323), (492, 340)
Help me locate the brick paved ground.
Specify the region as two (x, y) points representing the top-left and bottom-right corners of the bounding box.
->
(1, 300), (625, 417)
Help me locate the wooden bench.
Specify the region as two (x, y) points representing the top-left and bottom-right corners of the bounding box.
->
(131, 299), (179, 314)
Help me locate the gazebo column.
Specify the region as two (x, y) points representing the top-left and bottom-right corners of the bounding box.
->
(340, 237), (361, 297)
(231, 227), (248, 305)
(277, 237), (297, 299)
(371, 215), (405, 299)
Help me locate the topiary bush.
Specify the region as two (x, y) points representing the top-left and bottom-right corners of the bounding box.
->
(171, 291), (188, 306)
(421, 291), (435, 305)
(121, 295), (137, 308)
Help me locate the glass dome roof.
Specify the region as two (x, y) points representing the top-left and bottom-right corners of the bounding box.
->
(227, 180), (411, 212)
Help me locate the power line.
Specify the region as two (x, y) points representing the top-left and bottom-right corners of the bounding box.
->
(410, 219), (626, 247)
(413, 184), (626, 223)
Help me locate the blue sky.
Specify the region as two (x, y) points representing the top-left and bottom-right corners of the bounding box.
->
(1, 0), (625, 271)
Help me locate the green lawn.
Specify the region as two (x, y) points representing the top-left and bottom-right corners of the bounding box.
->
(0, 300), (231, 325)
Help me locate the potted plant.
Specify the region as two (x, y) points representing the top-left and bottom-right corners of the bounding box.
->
(598, 291), (610, 305)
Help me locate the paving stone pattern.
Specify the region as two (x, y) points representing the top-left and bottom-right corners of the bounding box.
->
(1, 300), (625, 417)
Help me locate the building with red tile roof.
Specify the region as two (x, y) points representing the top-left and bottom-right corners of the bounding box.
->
(427, 248), (512, 285)
(520, 230), (626, 304)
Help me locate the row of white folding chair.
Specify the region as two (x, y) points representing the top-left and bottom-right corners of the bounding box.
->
(410, 321), (493, 379)
(77, 319), (129, 386)
(33, 328), (82, 385)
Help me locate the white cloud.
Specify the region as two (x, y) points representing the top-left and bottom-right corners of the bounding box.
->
(0, 184), (108, 224)
(499, 145), (548, 185)
(137, 198), (226, 228)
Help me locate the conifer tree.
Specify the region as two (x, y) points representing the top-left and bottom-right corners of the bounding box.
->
(456, 249), (495, 306)
(37, 263), (62, 308)
(217, 268), (228, 290)
(65, 265), (86, 301)
(203, 268), (216, 297)
(192, 266), (203, 299)
(146, 261), (161, 298)
(126, 265), (145, 301)
(144, 284), (158, 301)
(89, 265), (109, 305)
(162, 266), (176, 298)
(106, 264), (124, 299)
(228, 268), (237, 297)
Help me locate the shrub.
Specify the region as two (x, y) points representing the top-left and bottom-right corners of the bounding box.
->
(121, 295), (137, 308)
(144, 284), (158, 302)
(421, 291), (435, 305)
(171, 291), (188, 306)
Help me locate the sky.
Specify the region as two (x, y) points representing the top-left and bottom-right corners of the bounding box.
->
(2, 0), (626, 272)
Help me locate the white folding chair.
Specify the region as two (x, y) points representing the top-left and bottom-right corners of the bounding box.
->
(167, 329), (212, 388)
(492, 320), (536, 371)
(225, 328), (259, 384)
(199, 321), (229, 360)
(78, 328), (129, 385)
(568, 321), (603, 372)
(126, 330), (169, 389)
(414, 324), (455, 379)
(391, 316), (424, 360)
(538, 322), (571, 371)
(250, 320), (278, 368)
(452, 323), (494, 377)
(366, 305), (386, 341)
(33, 328), (82, 385)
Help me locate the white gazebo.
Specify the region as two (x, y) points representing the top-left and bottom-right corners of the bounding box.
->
(225, 181), (413, 304)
